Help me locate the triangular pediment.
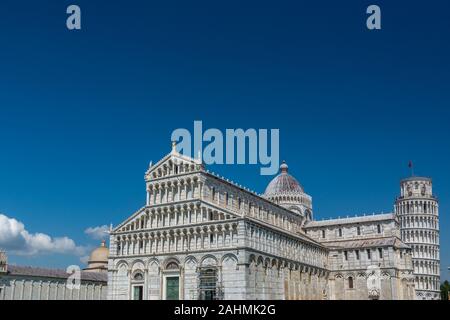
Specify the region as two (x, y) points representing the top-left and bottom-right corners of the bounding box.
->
(113, 206), (147, 232)
(145, 149), (203, 181)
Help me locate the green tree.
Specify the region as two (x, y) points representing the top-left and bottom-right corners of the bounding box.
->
(441, 280), (450, 300)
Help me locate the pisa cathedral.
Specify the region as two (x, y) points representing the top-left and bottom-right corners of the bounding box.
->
(107, 143), (440, 300)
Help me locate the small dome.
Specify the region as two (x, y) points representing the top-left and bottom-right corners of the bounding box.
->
(264, 161), (304, 196)
(85, 241), (109, 272)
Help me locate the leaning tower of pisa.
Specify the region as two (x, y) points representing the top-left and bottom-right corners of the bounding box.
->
(395, 176), (440, 300)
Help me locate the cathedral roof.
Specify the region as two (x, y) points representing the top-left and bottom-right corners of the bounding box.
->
(264, 161), (304, 196)
(304, 213), (395, 228)
(320, 237), (410, 250)
(5, 265), (107, 282)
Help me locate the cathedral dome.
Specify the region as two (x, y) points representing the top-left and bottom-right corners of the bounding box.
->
(264, 161), (304, 196)
(85, 241), (109, 273)
(89, 240), (108, 263)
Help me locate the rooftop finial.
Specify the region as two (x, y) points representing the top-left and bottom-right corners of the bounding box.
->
(171, 140), (177, 153)
(280, 160), (288, 173)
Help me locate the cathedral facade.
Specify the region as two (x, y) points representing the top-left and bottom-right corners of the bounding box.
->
(107, 144), (439, 300)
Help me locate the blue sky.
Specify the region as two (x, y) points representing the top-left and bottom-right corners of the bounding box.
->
(0, 0), (449, 280)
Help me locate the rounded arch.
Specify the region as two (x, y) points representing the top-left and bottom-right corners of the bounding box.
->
(200, 254), (218, 267)
(115, 259), (129, 269)
(131, 259), (146, 271)
(256, 255), (264, 267)
(184, 255), (198, 265)
(147, 258), (160, 271)
(184, 255), (198, 271)
(162, 257), (181, 270)
(271, 258), (279, 269)
(221, 253), (238, 265)
(116, 260), (129, 285)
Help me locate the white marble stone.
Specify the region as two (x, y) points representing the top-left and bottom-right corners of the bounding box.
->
(107, 145), (435, 300)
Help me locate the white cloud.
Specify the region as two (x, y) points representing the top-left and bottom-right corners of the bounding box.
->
(0, 214), (87, 256)
(80, 255), (90, 265)
(84, 225), (109, 240)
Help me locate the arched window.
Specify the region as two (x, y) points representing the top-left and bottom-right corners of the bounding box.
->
(132, 272), (144, 300)
(348, 277), (354, 289)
